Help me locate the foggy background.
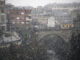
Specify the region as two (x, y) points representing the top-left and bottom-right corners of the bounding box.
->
(6, 0), (80, 7)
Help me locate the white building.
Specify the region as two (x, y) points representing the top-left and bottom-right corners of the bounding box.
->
(47, 17), (58, 27)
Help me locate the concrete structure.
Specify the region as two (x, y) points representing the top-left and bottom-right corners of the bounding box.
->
(0, 0), (7, 32)
(37, 30), (72, 42)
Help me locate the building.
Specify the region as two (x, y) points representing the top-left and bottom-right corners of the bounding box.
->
(0, 0), (7, 32)
(32, 3), (80, 29)
(8, 7), (32, 29)
(47, 17), (58, 27)
(33, 17), (48, 29)
(71, 9), (80, 30)
(0, 2), (22, 47)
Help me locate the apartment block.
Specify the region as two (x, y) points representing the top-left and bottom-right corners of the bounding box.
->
(8, 8), (32, 28)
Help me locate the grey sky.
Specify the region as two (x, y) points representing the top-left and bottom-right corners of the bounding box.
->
(6, 0), (80, 7)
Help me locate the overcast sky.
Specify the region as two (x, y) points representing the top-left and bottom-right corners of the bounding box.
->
(6, 0), (80, 7)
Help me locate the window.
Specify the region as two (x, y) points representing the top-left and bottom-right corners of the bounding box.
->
(26, 21), (29, 24)
(16, 17), (20, 20)
(17, 21), (20, 24)
(0, 1), (4, 6)
(21, 12), (24, 15)
(26, 17), (30, 21)
(12, 22), (15, 24)
(16, 12), (20, 15)
(1, 15), (5, 23)
(1, 8), (4, 13)
(11, 17), (15, 20)
(21, 17), (24, 20)
(21, 22), (24, 24)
